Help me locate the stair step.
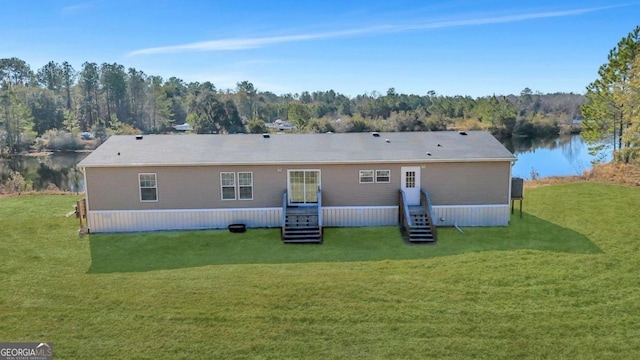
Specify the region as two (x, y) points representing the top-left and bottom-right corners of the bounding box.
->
(283, 235), (322, 242)
(410, 229), (432, 233)
(409, 238), (435, 243)
(406, 219), (436, 242)
(283, 232), (321, 236)
(282, 224), (322, 243)
(282, 238), (322, 243)
(411, 232), (432, 237)
(401, 192), (437, 242)
(283, 206), (323, 243)
(284, 234), (321, 240)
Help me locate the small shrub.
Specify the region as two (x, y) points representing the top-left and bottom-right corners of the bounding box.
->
(1, 171), (33, 193)
(514, 118), (559, 138)
(306, 118), (335, 133)
(585, 162), (640, 186)
(246, 119), (269, 134)
(530, 167), (540, 180)
(35, 130), (84, 151)
(45, 183), (60, 191)
(613, 147), (640, 164)
(334, 115), (375, 133)
(458, 118), (484, 131)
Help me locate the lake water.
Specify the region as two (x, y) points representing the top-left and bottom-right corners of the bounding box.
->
(0, 134), (605, 192)
(0, 152), (89, 192)
(506, 134), (609, 180)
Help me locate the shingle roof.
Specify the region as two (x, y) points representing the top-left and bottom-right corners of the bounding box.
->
(77, 131), (516, 168)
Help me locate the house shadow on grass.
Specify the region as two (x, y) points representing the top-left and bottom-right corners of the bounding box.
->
(87, 212), (602, 274)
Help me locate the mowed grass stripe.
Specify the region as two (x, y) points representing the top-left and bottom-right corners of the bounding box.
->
(1, 183), (639, 359)
(87, 208), (600, 273)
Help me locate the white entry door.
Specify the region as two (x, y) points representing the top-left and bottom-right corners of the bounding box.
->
(401, 166), (421, 206)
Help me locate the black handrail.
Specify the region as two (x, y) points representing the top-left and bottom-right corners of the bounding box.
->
(399, 189), (413, 230)
(420, 190), (437, 241)
(317, 189), (323, 237)
(281, 191), (287, 239)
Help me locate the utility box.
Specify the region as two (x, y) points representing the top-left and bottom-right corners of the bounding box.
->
(511, 177), (524, 199)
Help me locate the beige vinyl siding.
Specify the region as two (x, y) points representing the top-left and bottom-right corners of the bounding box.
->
(307, 162), (510, 207)
(85, 166), (284, 211)
(308, 164), (399, 206)
(422, 162), (510, 205)
(84, 161), (511, 211)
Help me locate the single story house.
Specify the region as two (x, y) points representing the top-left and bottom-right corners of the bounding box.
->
(77, 131), (517, 242)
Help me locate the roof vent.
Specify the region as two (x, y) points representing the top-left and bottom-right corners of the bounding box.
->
(135, 135), (143, 140)
(262, 133), (270, 138)
(458, 131), (467, 136)
(437, 143), (442, 147)
(372, 132), (380, 137)
(385, 138), (390, 143)
(426, 152), (432, 156)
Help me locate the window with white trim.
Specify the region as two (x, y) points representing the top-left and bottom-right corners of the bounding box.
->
(220, 172), (236, 200)
(376, 170), (390, 183)
(359, 170), (374, 183)
(139, 173), (158, 202)
(238, 172), (253, 200)
(360, 169), (391, 183)
(220, 172), (254, 200)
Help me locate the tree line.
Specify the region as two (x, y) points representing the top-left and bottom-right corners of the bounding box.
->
(1, 57), (587, 155)
(581, 26), (640, 164)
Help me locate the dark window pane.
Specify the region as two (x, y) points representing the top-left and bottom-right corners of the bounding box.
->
(141, 188), (157, 201)
(239, 186), (252, 199)
(222, 187), (236, 200)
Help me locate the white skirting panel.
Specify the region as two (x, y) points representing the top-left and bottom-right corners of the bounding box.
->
(88, 208), (282, 233)
(87, 204), (508, 233)
(431, 204), (510, 227)
(322, 206), (398, 227)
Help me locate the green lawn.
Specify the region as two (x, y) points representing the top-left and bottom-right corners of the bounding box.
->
(1, 183), (639, 359)
(88, 212), (600, 273)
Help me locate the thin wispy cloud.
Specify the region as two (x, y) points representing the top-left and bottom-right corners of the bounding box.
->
(128, 27), (390, 56)
(128, 5), (624, 56)
(61, 2), (93, 15)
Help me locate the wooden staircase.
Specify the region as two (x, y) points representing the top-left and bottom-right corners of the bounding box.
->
(407, 206), (435, 242)
(399, 190), (437, 243)
(281, 191), (323, 244)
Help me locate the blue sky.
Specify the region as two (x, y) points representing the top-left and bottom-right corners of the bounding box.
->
(1, 1), (638, 97)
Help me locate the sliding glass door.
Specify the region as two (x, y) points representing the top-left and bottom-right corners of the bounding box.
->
(288, 170), (320, 205)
